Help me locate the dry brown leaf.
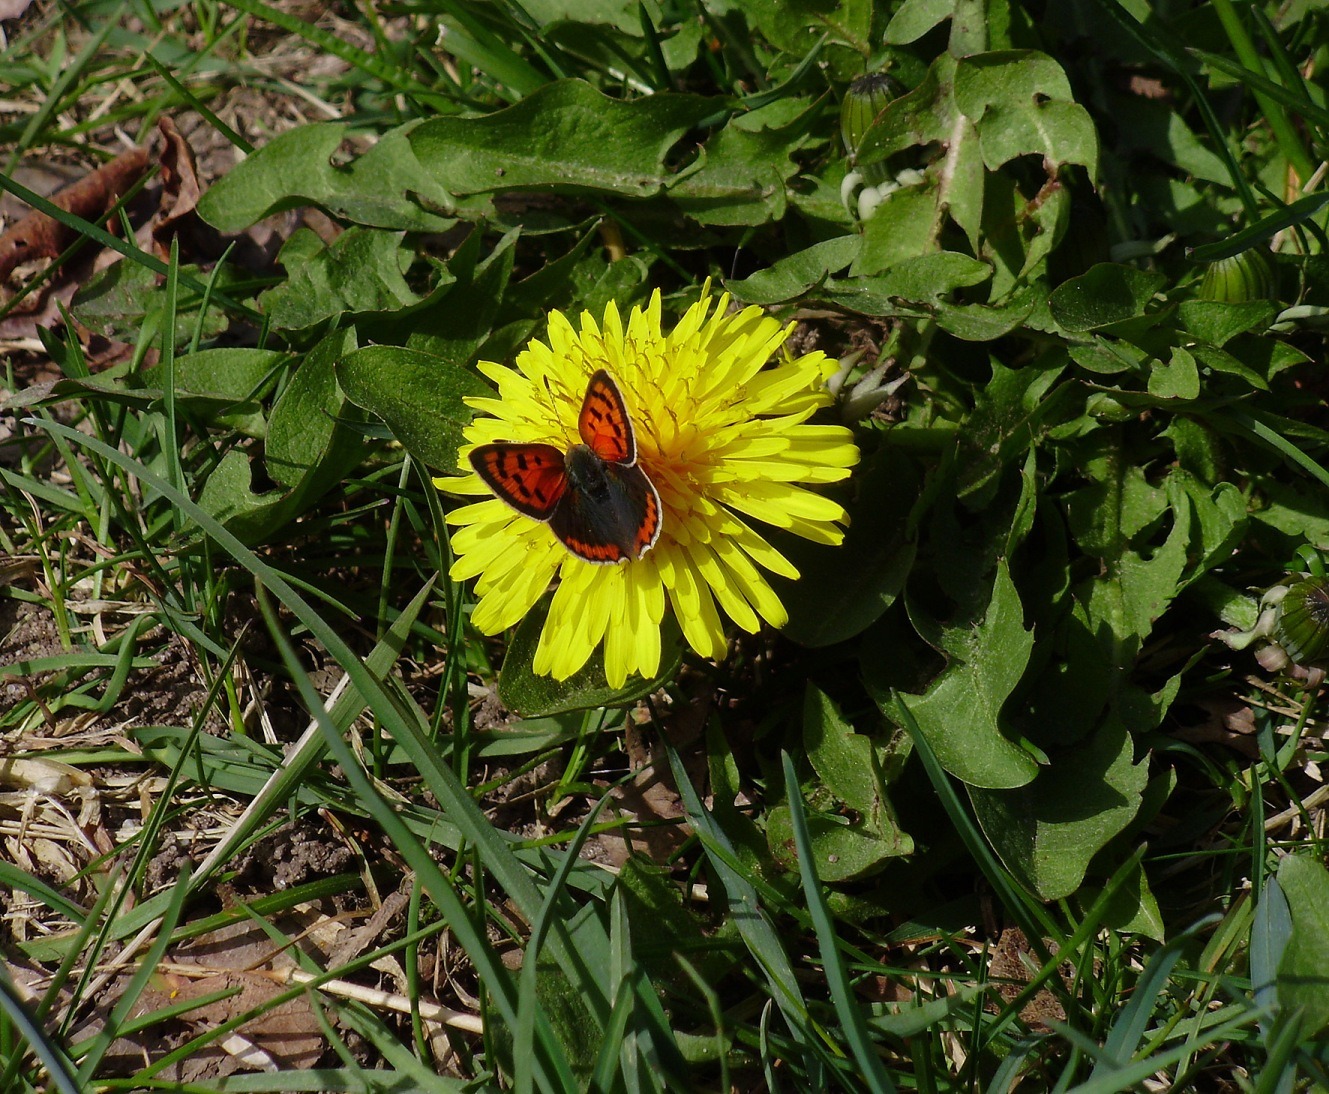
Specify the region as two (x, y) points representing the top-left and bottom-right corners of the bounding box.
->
(988, 927), (1068, 1031)
(112, 970), (324, 1081)
(606, 698), (709, 865)
(0, 145), (150, 281)
(1172, 697), (1261, 758)
(0, 756), (93, 794)
(148, 116), (203, 258)
(1127, 75), (1171, 101)
(0, 278), (78, 342)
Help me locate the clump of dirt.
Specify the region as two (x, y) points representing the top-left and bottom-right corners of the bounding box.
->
(0, 599), (67, 716)
(230, 819), (358, 896)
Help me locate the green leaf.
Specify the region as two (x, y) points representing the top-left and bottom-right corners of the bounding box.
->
(853, 185), (945, 270)
(1075, 465), (1192, 654)
(1251, 479), (1329, 549)
(768, 688), (912, 883)
(1048, 264), (1165, 331)
(826, 252), (992, 312)
(468, 716), (582, 758)
(852, 222), (991, 280)
(1190, 342), (1268, 393)
(885, 0), (955, 44)
(1090, 857), (1165, 941)
(196, 121), (458, 232)
(260, 227), (420, 331)
(433, 8), (548, 100)
(953, 51), (1099, 174)
(968, 717), (1146, 900)
(124, 347), (281, 439)
(983, 163), (1070, 291)
(1277, 855), (1329, 1035)
(2, 373), (151, 413)
(1021, 602), (1112, 752)
(1177, 299), (1274, 346)
(735, 0), (869, 75)
(668, 102), (808, 226)
(266, 328), (361, 493)
(725, 235), (862, 305)
(522, 0), (652, 26)
(857, 55), (956, 166)
(156, 346), (285, 435)
(145, 348), (286, 401)
(409, 79), (713, 197)
(71, 259), (235, 348)
(996, 89), (1095, 163)
(1068, 339), (1141, 377)
(175, 338), (357, 544)
(336, 346), (490, 473)
(194, 448), (286, 543)
(774, 447), (917, 646)
(932, 286), (1039, 341)
(616, 857), (729, 983)
(1252, 875), (1291, 1024)
(1108, 96), (1229, 185)
(955, 356), (1065, 503)
(1173, 474), (1247, 588)
(1147, 346), (1200, 400)
(565, 254), (650, 324)
(869, 560), (1040, 789)
(498, 609), (683, 717)
(850, 49), (1090, 279)
(405, 229), (516, 364)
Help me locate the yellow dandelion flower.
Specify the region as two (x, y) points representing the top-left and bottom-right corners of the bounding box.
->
(438, 285), (860, 688)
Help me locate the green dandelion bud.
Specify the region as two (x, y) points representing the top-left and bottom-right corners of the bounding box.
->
(841, 72), (903, 189)
(1198, 246), (1278, 304)
(1274, 577), (1329, 665)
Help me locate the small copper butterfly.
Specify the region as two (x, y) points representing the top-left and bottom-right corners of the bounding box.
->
(469, 369), (663, 564)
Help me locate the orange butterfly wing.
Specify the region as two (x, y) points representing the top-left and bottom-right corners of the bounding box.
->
(578, 369), (636, 464)
(629, 473), (662, 557)
(469, 443), (568, 520)
(471, 371), (663, 564)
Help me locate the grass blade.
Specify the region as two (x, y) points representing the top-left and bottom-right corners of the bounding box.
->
(254, 582), (576, 1091)
(75, 866), (192, 1080)
(1088, 917), (1220, 1081)
(889, 693), (1060, 947)
(780, 750), (898, 1093)
(665, 743), (824, 1083)
(0, 970), (81, 1094)
(222, 0), (452, 110)
(1187, 192), (1329, 262)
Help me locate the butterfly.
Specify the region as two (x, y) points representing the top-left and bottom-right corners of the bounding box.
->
(469, 369), (663, 564)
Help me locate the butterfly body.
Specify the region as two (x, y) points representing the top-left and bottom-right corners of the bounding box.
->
(470, 371), (662, 564)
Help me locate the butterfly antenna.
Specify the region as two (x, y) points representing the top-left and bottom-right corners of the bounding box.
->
(541, 374), (577, 413)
